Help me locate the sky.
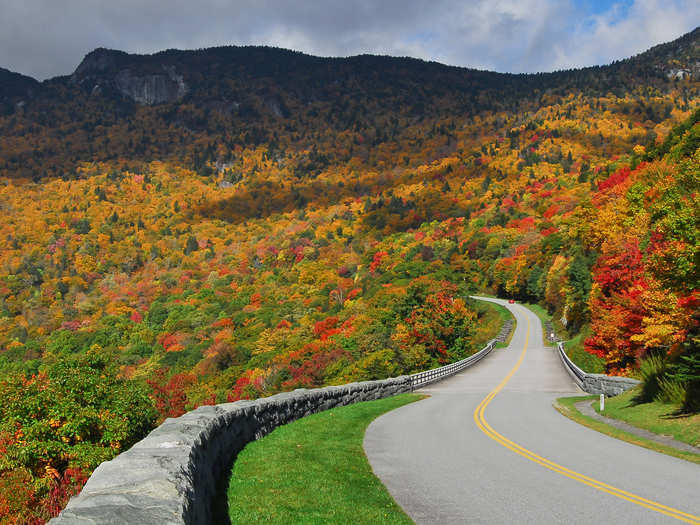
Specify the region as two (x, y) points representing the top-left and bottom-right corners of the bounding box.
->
(1, 0), (698, 80)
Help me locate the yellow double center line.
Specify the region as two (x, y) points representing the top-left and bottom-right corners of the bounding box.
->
(472, 316), (700, 524)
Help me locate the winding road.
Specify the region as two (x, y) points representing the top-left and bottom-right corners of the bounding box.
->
(364, 298), (700, 524)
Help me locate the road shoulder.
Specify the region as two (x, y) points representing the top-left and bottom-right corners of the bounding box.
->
(555, 395), (700, 465)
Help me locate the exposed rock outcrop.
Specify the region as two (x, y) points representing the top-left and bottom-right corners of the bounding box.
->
(71, 48), (188, 105)
(113, 66), (188, 105)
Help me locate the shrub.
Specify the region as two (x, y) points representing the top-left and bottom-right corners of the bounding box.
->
(668, 346), (700, 413)
(636, 352), (667, 403)
(656, 377), (686, 405)
(0, 350), (157, 522)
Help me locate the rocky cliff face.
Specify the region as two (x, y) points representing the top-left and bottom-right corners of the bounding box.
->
(112, 65), (187, 105)
(71, 48), (188, 105)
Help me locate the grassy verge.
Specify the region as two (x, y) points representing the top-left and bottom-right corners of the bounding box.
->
(470, 296), (515, 348)
(227, 394), (423, 524)
(471, 300), (513, 351)
(522, 303), (605, 373)
(484, 301), (515, 348)
(564, 328), (605, 374)
(555, 395), (700, 465)
(522, 302), (553, 346)
(594, 388), (700, 447)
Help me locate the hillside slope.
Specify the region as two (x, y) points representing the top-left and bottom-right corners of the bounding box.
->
(0, 29), (698, 524)
(0, 28), (698, 180)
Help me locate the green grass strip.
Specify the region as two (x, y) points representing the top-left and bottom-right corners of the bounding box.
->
(563, 330), (605, 374)
(522, 303), (605, 373)
(227, 394), (423, 524)
(481, 300), (515, 348)
(522, 302), (553, 346)
(594, 388), (700, 447)
(555, 395), (700, 465)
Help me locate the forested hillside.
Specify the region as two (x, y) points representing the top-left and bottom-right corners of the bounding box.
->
(0, 28), (698, 523)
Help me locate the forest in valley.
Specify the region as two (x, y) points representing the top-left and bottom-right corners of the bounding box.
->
(0, 28), (698, 523)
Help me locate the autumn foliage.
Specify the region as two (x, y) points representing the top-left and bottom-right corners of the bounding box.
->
(0, 41), (698, 522)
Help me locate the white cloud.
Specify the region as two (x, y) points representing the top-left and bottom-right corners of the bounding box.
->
(0, 0), (696, 80)
(550, 0), (700, 70)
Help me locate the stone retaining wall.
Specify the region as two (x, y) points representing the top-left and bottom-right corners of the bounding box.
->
(50, 376), (411, 525)
(580, 373), (641, 397)
(495, 319), (514, 343)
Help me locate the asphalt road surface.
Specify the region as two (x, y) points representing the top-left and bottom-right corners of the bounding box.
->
(364, 298), (700, 524)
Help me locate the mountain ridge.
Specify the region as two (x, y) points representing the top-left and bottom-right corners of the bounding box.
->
(0, 26), (697, 181)
(4, 26), (698, 83)
(2, 26), (698, 106)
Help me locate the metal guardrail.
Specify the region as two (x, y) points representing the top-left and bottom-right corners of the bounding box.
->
(409, 339), (497, 389)
(556, 341), (586, 388)
(556, 341), (640, 396)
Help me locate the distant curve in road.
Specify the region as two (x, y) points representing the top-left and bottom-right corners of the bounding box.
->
(364, 298), (700, 524)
